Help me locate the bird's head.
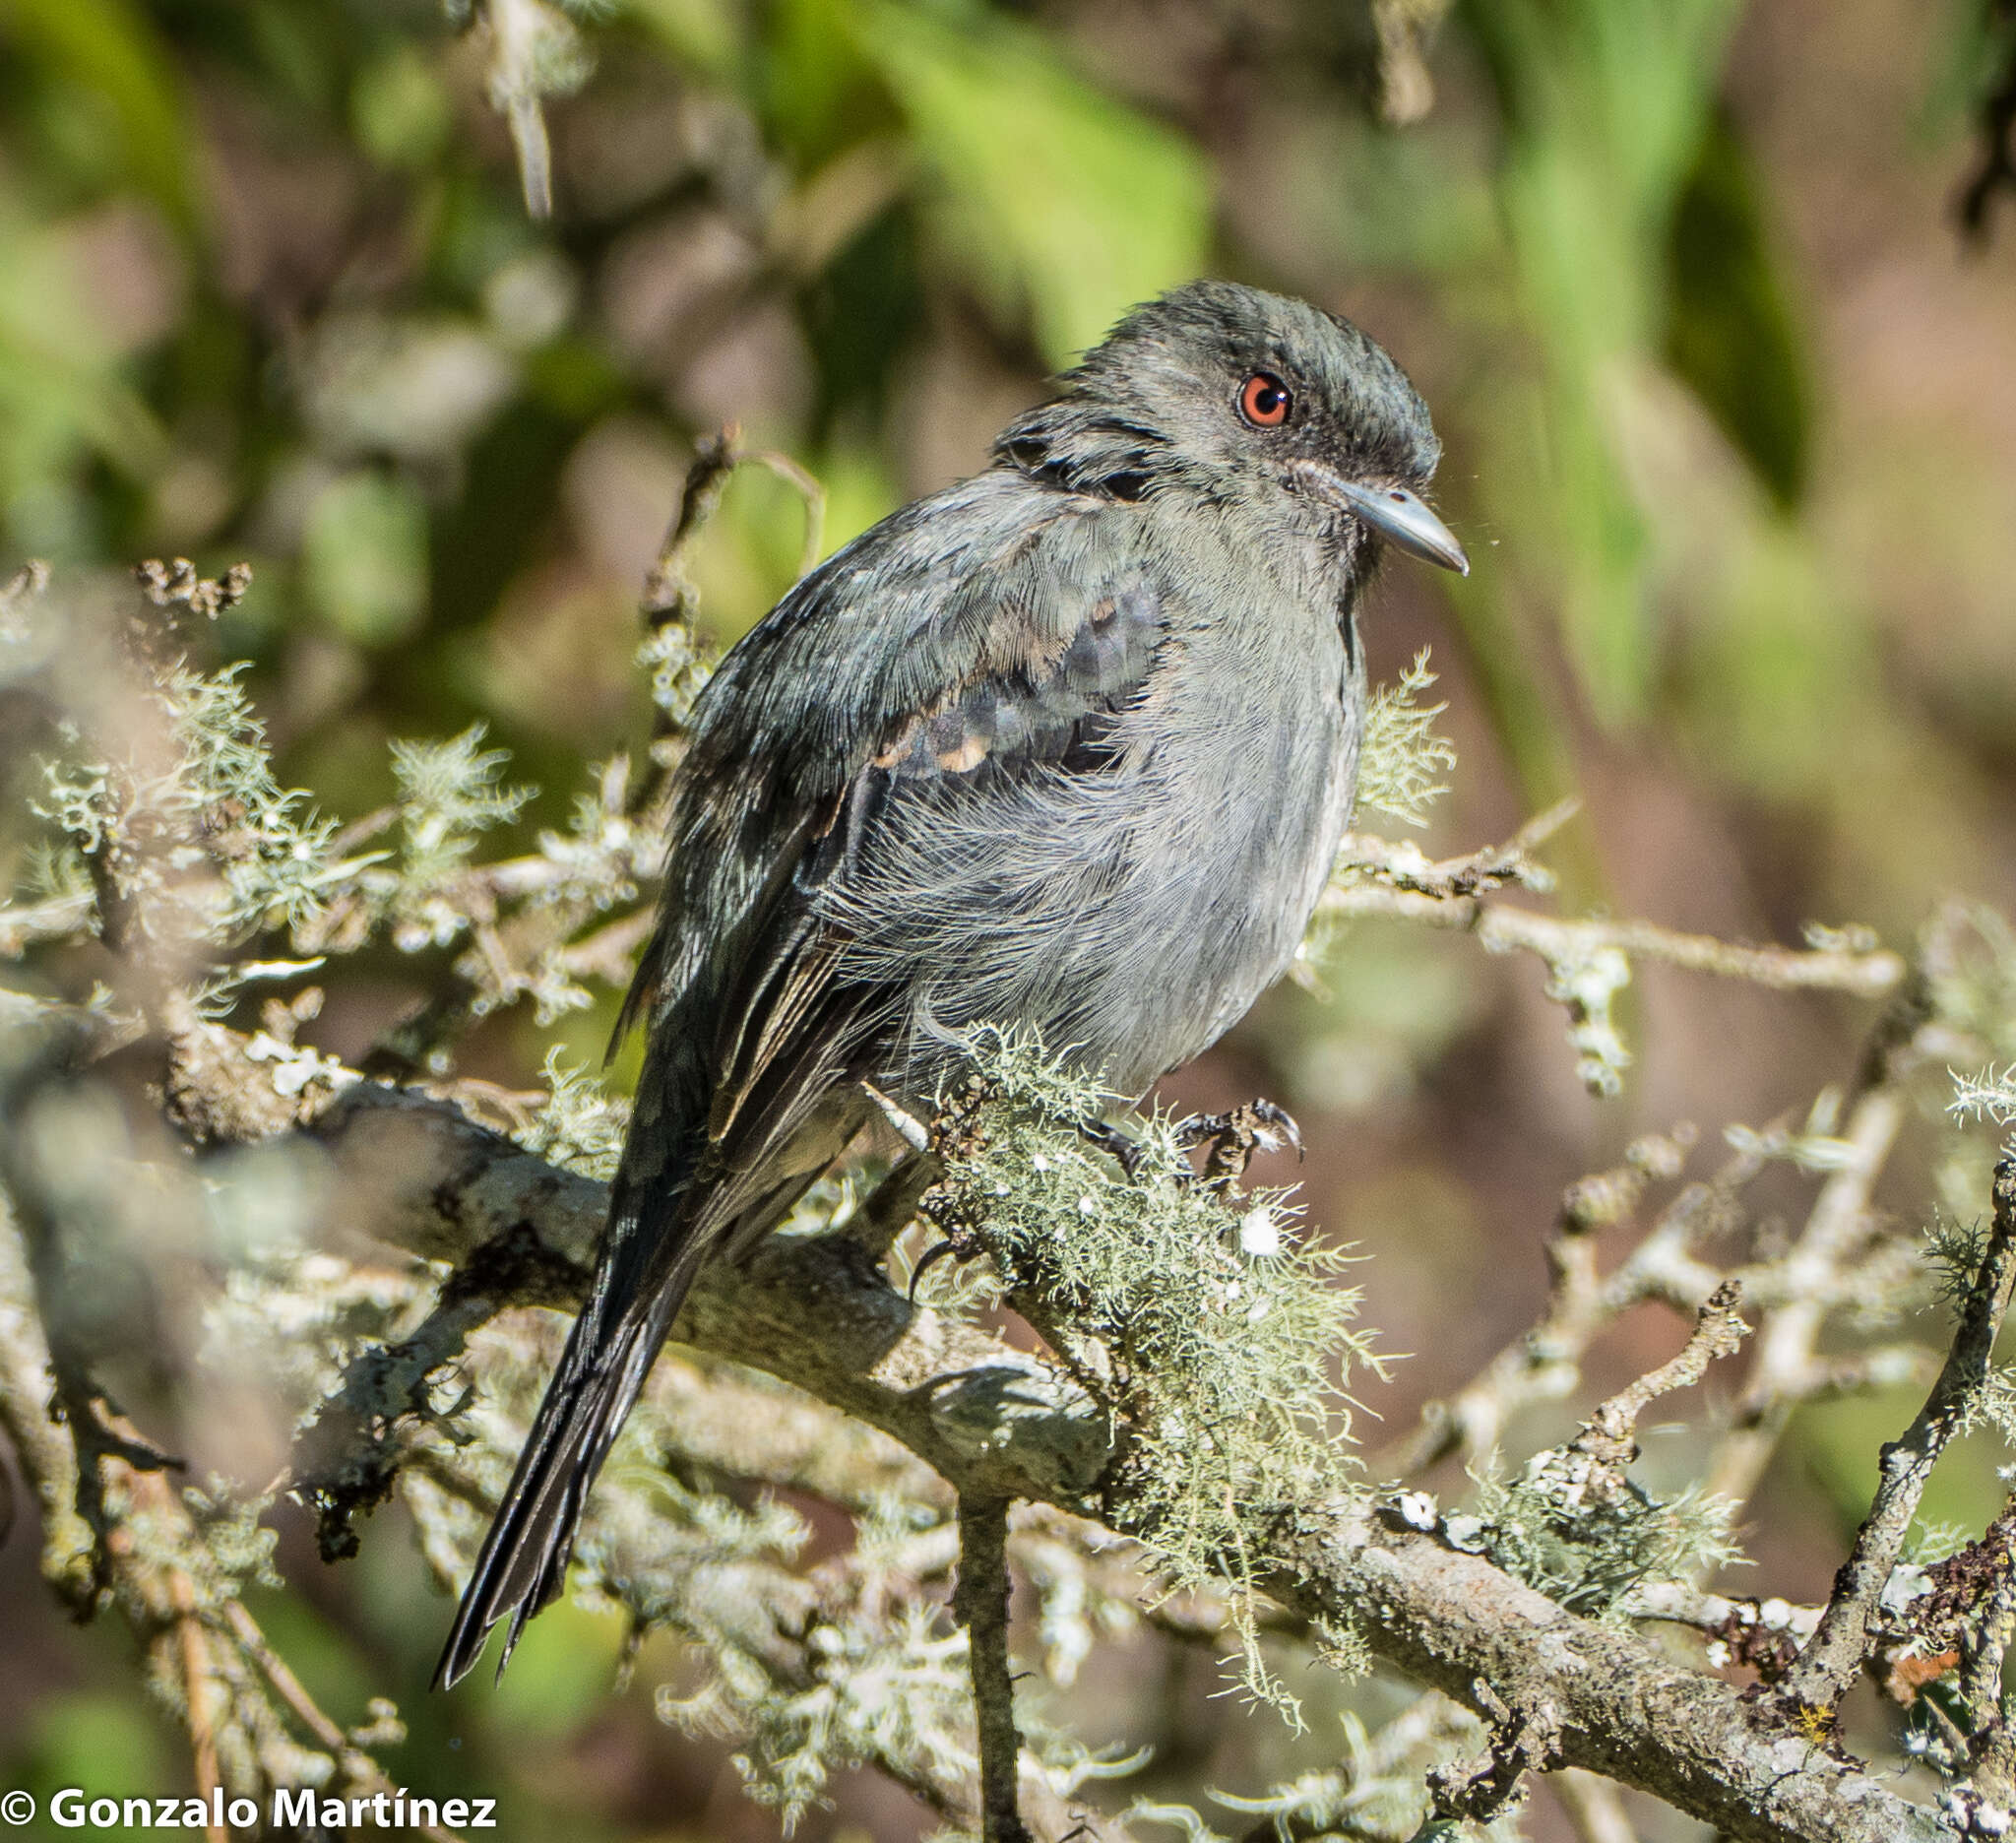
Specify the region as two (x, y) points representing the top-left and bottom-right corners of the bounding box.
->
(996, 280), (1467, 576)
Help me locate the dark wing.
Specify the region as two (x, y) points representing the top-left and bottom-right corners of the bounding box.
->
(434, 477), (1166, 1688)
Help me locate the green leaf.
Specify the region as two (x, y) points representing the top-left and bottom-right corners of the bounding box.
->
(852, 0), (1211, 366)
(1664, 109), (1813, 509)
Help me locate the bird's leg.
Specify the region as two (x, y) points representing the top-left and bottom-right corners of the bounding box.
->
(902, 1078), (1002, 1299)
(844, 1151), (943, 1262)
(1175, 1100), (1303, 1188)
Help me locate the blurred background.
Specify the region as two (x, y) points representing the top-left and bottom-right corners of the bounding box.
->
(3, 0), (2016, 1836)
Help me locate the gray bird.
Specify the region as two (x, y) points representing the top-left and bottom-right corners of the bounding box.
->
(435, 279), (1466, 1686)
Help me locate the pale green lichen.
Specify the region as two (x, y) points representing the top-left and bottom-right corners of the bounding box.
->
(1357, 650), (1458, 830)
(926, 1027), (1382, 1722)
(1460, 1449), (1740, 1621)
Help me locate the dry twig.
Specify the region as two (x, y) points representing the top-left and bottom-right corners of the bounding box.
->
(1778, 1158), (2016, 1711)
(956, 1495), (1033, 1843)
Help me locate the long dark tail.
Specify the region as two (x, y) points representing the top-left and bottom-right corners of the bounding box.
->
(432, 1144), (840, 1686)
(434, 913), (727, 1688)
(435, 913), (884, 1688)
(431, 1215), (706, 1688)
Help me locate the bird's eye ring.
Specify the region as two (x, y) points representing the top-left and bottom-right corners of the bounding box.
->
(1238, 372), (1292, 429)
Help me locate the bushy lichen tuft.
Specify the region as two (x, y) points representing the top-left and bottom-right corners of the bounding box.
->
(1356, 650), (1458, 830)
(381, 726), (532, 950)
(925, 1028), (1381, 1719)
(1456, 1448), (1740, 1621)
(516, 1048), (631, 1179)
(1950, 1063), (2016, 1157)
(35, 655), (353, 951)
(649, 1497), (977, 1833)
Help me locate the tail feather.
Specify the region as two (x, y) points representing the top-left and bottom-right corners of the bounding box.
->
(432, 1253), (694, 1689)
(432, 1149), (830, 1687)
(434, 955), (884, 1690)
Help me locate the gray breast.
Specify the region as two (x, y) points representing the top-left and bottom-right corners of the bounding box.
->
(814, 499), (1362, 1100)
(878, 623), (1354, 1097)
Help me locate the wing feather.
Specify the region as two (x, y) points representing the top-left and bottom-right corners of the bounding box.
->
(438, 477), (1170, 1687)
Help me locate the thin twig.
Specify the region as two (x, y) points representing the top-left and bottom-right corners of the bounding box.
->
(1321, 877), (1907, 998)
(1703, 1073), (1917, 1510)
(955, 1494), (1031, 1843)
(1334, 796), (1579, 898)
(1957, 1550), (2016, 1730)
(222, 1600), (346, 1752)
(641, 428), (741, 622)
(1378, 1130), (1718, 1477)
(1622, 1582), (1822, 1644)
(482, 0), (559, 219)
(745, 447), (828, 579)
(1778, 1158), (2016, 1709)
(1569, 1281), (1748, 1471)
(166, 1557), (227, 1843)
(221, 1602), (467, 1843)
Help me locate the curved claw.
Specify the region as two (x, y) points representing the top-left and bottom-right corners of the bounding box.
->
(907, 1238), (961, 1303)
(1175, 1099), (1306, 1190)
(1077, 1115), (1147, 1180)
(1174, 1101), (1303, 1159)
(1249, 1099), (1304, 1161)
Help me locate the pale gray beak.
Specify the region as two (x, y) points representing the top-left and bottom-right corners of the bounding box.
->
(1325, 477), (1470, 576)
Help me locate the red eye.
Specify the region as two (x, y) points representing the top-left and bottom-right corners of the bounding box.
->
(1238, 372), (1292, 428)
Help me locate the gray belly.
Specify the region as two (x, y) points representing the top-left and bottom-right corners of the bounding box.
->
(851, 635), (1359, 1099)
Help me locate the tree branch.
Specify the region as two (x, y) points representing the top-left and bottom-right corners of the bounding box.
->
(1778, 1158), (2016, 1711)
(1570, 1280), (1749, 1473)
(0, 972), (1971, 1841)
(261, 1073), (1952, 1842)
(1319, 878), (1907, 999)
(956, 1495), (1032, 1843)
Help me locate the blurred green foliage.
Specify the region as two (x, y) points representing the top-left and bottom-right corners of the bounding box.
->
(1665, 108), (1811, 509)
(0, 0), (1998, 858)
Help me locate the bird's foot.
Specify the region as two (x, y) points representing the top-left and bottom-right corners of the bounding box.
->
(1077, 1115), (1150, 1180)
(905, 1235), (966, 1303)
(1175, 1100), (1303, 1188)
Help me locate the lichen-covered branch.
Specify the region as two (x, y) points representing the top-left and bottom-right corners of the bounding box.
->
(0, 1186), (461, 1838)
(1322, 874), (1903, 991)
(1778, 1158), (2016, 1711)
(1570, 1280), (1749, 1473)
(6, 552), (2004, 1841)
(1323, 814), (1905, 1098)
(1383, 978), (1932, 1493)
(119, 1048), (1949, 1842)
